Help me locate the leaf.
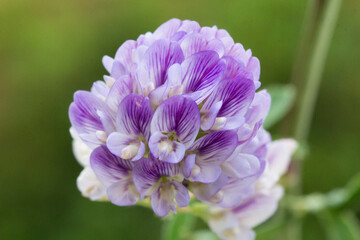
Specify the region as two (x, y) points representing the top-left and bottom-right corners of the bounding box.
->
(161, 213), (196, 240)
(263, 84), (296, 128)
(189, 230), (220, 240)
(319, 211), (360, 240)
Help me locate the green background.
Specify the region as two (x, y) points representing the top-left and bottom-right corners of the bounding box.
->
(1, 0), (359, 239)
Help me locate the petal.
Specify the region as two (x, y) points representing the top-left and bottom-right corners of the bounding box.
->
(106, 132), (142, 160)
(190, 174), (228, 201)
(105, 76), (132, 113)
(189, 163), (222, 183)
(181, 51), (225, 103)
(233, 186), (284, 228)
(244, 90), (271, 128)
(91, 81), (109, 100)
(110, 60), (128, 79)
(149, 131), (186, 163)
(180, 154), (195, 178)
(247, 57), (261, 89)
(115, 94), (153, 140)
(201, 78), (255, 119)
(90, 145), (133, 187)
(190, 130), (238, 165)
(102, 55), (114, 73)
(151, 95), (201, 147)
(137, 39), (184, 90)
(70, 127), (92, 167)
(222, 56), (253, 80)
(76, 167), (107, 201)
(133, 157), (180, 198)
(107, 179), (139, 206)
(180, 33), (207, 58)
(201, 101), (223, 131)
(69, 91), (114, 146)
(178, 20), (200, 33)
(209, 178), (255, 208)
(151, 181), (189, 217)
(222, 151), (263, 179)
(114, 40), (137, 71)
(153, 18), (182, 39)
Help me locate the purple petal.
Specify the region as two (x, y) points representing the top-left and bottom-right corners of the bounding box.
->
(181, 51), (225, 103)
(180, 154), (195, 178)
(247, 57), (261, 89)
(189, 174), (228, 201)
(178, 20), (200, 33)
(90, 145), (133, 187)
(222, 56), (253, 80)
(153, 18), (182, 39)
(149, 131), (186, 163)
(209, 177), (255, 208)
(114, 40), (137, 71)
(190, 130), (238, 165)
(137, 39), (184, 91)
(244, 90), (271, 128)
(105, 76), (132, 113)
(180, 33), (207, 58)
(106, 132), (144, 161)
(91, 81), (109, 100)
(232, 186), (284, 228)
(201, 101), (223, 131)
(151, 95), (201, 147)
(133, 157), (180, 198)
(189, 163), (222, 183)
(111, 60), (128, 79)
(222, 151), (263, 179)
(102, 55), (114, 73)
(107, 179), (139, 206)
(115, 94), (153, 140)
(69, 91), (114, 146)
(201, 78), (255, 119)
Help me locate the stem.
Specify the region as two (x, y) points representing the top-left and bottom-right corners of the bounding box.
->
(288, 0), (342, 239)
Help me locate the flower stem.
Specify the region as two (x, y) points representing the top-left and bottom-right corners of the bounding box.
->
(288, 0), (342, 239)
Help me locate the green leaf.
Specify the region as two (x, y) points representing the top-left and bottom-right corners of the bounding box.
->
(161, 213), (196, 240)
(319, 211), (360, 240)
(263, 84), (296, 128)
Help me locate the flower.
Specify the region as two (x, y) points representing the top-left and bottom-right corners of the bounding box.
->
(69, 18), (294, 225)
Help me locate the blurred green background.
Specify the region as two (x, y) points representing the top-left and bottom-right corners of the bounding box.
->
(1, 0), (359, 239)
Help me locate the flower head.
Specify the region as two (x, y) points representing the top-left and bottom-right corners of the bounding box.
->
(69, 18), (294, 229)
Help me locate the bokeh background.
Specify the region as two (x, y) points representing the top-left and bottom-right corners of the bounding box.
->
(1, 0), (359, 239)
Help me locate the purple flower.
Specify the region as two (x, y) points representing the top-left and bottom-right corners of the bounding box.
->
(69, 18), (294, 222)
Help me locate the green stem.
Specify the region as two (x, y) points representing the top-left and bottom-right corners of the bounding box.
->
(288, 0), (342, 239)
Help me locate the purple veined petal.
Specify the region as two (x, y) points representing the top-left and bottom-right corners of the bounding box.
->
(216, 29), (235, 53)
(133, 157), (180, 199)
(226, 43), (252, 66)
(91, 81), (109, 100)
(97, 110), (116, 134)
(181, 51), (225, 103)
(189, 163), (222, 183)
(199, 26), (218, 41)
(221, 116), (246, 130)
(209, 177), (255, 208)
(233, 186), (284, 228)
(153, 18), (182, 39)
(247, 57), (261, 89)
(106, 132), (144, 161)
(69, 91), (114, 147)
(105, 76), (132, 113)
(178, 20), (200, 33)
(187, 130), (238, 183)
(222, 150), (262, 179)
(102, 55), (114, 73)
(201, 78), (255, 120)
(189, 130), (238, 165)
(137, 39), (184, 93)
(107, 178), (139, 206)
(171, 31), (187, 42)
(111, 60), (128, 79)
(222, 56), (253, 80)
(115, 94), (153, 140)
(180, 154), (195, 178)
(189, 174), (228, 201)
(149, 63), (182, 107)
(151, 180), (190, 217)
(180, 33), (207, 58)
(151, 95), (201, 147)
(201, 101), (223, 131)
(244, 90), (271, 128)
(114, 40), (137, 71)
(148, 131), (186, 164)
(207, 38), (225, 58)
(90, 145), (134, 187)
(238, 120), (263, 144)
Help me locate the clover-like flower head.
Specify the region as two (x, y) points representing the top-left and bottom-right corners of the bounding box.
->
(69, 18), (273, 218)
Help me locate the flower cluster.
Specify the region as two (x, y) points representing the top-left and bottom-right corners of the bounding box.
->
(69, 18), (296, 235)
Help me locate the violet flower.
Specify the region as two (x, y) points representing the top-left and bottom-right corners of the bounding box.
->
(69, 18), (296, 235)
